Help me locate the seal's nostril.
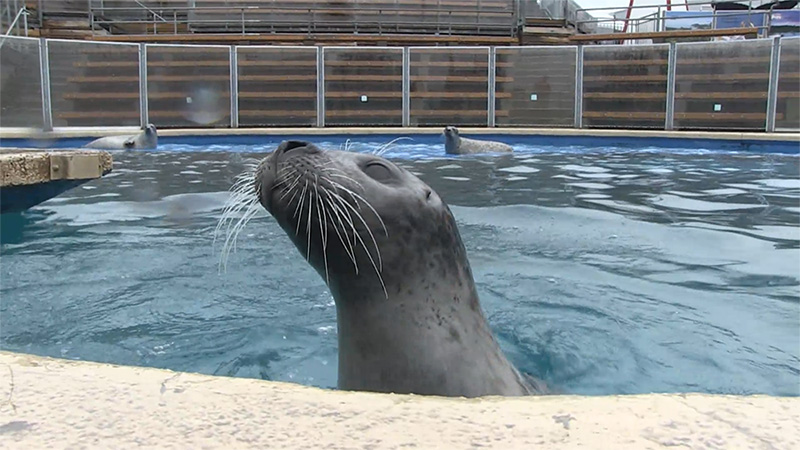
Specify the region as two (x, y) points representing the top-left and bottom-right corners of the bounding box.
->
(276, 140), (311, 155)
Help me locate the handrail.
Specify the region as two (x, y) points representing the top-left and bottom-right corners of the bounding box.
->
(1, 6), (28, 46)
(131, 0), (168, 23)
(89, 2), (518, 37)
(572, 0), (794, 37)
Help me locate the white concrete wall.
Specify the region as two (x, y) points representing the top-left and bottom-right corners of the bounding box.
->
(0, 351), (797, 449)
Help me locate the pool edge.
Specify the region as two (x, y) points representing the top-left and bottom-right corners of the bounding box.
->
(0, 350), (797, 449)
(2, 127), (799, 143)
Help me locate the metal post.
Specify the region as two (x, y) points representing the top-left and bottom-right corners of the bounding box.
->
(317, 46), (325, 128)
(487, 47), (496, 128)
(138, 43), (148, 127)
(665, 41), (677, 131)
(402, 46), (410, 128)
(766, 36), (782, 133)
(230, 46), (238, 128)
(574, 45), (584, 129)
(38, 37), (52, 131)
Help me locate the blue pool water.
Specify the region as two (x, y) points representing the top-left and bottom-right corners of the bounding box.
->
(1, 136), (798, 396)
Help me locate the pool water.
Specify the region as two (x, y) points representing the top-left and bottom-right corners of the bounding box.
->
(1, 137), (798, 396)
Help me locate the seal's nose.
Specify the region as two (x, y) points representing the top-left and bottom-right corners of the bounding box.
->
(275, 140), (313, 156)
(256, 140), (317, 212)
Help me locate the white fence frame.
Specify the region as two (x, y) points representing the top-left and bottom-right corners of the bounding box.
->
(1, 35), (796, 133)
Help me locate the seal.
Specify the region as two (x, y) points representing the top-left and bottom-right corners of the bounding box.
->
(443, 126), (513, 155)
(251, 140), (542, 397)
(84, 124), (158, 150)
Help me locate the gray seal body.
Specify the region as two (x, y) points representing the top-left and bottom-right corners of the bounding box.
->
(253, 140), (544, 397)
(84, 124), (158, 150)
(444, 126), (513, 155)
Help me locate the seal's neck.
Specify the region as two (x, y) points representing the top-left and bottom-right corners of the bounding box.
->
(329, 271), (531, 398)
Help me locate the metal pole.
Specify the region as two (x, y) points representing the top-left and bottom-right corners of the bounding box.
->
(665, 41), (677, 131)
(574, 45), (584, 129)
(487, 47), (496, 128)
(402, 46), (410, 128)
(138, 43), (148, 127)
(38, 37), (52, 131)
(766, 36), (782, 133)
(230, 45), (238, 128)
(317, 46), (325, 128)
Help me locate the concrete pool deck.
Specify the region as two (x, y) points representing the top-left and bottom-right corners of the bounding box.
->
(0, 351), (797, 449)
(0, 148), (113, 213)
(1, 126), (799, 142)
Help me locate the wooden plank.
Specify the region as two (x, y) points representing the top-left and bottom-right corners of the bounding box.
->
(570, 27), (759, 42)
(583, 111), (782, 120)
(583, 92), (799, 100)
(585, 73), (800, 82)
(584, 56), (800, 67)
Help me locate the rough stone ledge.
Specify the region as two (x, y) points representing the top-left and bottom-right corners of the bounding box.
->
(0, 351), (797, 449)
(0, 148), (113, 187)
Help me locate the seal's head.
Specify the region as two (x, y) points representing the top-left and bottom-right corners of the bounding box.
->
(144, 123), (158, 138)
(251, 140), (535, 397)
(443, 126), (461, 153)
(255, 140), (466, 298)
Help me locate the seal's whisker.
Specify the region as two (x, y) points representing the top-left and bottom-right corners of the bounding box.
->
(326, 188), (358, 256)
(328, 180), (388, 239)
(374, 137), (412, 156)
(278, 173), (303, 202)
(314, 178), (330, 284)
(322, 192), (358, 272)
(294, 180), (309, 236)
(322, 187), (360, 272)
(218, 191), (256, 246)
(325, 171), (363, 190)
(214, 177), (257, 251)
(305, 183), (313, 262)
(327, 188), (384, 276)
(228, 200), (261, 259)
(219, 196), (260, 273)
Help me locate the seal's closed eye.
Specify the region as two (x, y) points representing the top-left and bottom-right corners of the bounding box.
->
(363, 161), (393, 182)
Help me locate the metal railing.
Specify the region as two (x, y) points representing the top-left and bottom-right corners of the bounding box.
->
(574, 0), (797, 38)
(0, 0), (26, 37)
(1, 35), (797, 133)
(88, 1), (519, 37)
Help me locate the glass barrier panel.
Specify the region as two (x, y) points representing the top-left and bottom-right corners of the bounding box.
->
(583, 44), (670, 129)
(0, 37), (42, 129)
(495, 46), (576, 127)
(409, 47), (489, 127)
(147, 45), (230, 128)
(237, 46), (317, 127)
(48, 40), (139, 128)
(776, 37), (800, 132)
(324, 47), (403, 127)
(674, 39), (771, 131)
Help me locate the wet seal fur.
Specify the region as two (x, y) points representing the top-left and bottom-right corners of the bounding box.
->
(248, 140), (544, 397)
(444, 126), (513, 155)
(84, 124), (158, 150)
